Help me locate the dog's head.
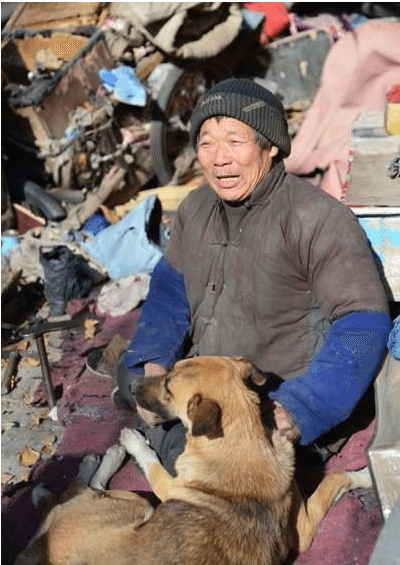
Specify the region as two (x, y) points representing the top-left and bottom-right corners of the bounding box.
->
(135, 356), (268, 440)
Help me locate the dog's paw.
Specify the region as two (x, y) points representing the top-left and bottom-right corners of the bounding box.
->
(89, 444), (127, 491)
(78, 454), (101, 485)
(120, 428), (149, 453)
(120, 428), (159, 475)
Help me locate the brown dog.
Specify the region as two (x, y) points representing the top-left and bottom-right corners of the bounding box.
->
(15, 356), (371, 565)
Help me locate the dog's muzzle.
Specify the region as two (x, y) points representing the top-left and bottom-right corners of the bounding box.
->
(135, 376), (173, 422)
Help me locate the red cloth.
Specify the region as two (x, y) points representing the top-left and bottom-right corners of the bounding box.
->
(285, 20), (400, 201)
(245, 2), (289, 42)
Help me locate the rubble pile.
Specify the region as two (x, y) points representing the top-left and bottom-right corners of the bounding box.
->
(0, 2), (334, 321)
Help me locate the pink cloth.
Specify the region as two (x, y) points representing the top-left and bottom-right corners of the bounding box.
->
(285, 20), (400, 200)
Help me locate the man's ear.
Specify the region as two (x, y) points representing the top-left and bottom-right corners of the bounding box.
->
(270, 145), (279, 158)
(187, 394), (223, 440)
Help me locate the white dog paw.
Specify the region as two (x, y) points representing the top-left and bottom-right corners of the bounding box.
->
(120, 428), (159, 476)
(120, 428), (148, 453)
(89, 444), (127, 491)
(104, 443), (127, 462)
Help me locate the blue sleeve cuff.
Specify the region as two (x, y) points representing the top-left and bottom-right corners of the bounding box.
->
(123, 255), (191, 371)
(270, 310), (392, 445)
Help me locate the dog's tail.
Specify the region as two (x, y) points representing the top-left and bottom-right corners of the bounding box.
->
(31, 483), (58, 522)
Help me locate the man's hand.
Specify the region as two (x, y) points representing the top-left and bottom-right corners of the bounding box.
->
(135, 363), (166, 427)
(273, 401), (300, 442)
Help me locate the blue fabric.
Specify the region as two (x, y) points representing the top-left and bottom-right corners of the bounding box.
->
(82, 195), (163, 280)
(270, 310), (392, 445)
(83, 214), (110, 236)
(388, 315), (400, 360)
(99, 66), (147, 106)
(122, 256), (191, 372)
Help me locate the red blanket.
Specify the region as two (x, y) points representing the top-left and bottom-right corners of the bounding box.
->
(2, 299), (382, 565)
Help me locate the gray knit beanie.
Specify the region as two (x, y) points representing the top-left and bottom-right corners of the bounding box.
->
(190, 78), (290, 157)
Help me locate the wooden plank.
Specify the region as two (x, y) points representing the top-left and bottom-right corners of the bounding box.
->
(6, 3), (102, 30)
(12, 105), (53, 147)
(345, 152), (400, 207)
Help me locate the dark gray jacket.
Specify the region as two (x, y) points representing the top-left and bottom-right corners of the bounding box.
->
(167, 162), (388, 378)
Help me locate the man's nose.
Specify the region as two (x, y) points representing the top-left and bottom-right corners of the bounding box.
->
(214, 143), (231, 166)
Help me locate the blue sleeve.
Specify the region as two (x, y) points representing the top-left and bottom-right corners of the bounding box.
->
(270, 310), (392, 445)
(122, 255), (191, 372)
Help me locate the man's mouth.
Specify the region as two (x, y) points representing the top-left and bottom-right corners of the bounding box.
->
(215, 174), (240, 188)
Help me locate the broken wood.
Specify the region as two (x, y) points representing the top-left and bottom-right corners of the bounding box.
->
(4, 2), (103, 31)
(60, 166), (126, 230)
(1, 351), (20, 395)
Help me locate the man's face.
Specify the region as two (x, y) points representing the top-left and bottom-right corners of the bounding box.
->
(197, 117), (279, 203)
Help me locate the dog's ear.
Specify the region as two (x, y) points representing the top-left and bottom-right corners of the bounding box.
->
(187, 393), (223, 440)
(232, 356), (267, 386)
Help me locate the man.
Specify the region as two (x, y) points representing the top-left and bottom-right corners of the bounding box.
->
(114, 78), (391, 473)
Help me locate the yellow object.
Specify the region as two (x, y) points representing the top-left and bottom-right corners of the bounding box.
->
(385, 102), (400, 135)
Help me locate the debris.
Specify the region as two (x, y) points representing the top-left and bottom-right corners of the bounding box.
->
(84, 318), (99, 340)
(18, 471), (30, 483)
(40, 245), (93, 316)
(1, 268), (23, 301)
(118, 176), (203, 215)
(1, 351), (20, 395)
(99, 65), (147, 106)
(23, 383), (41, 406)
(96, 274), (150, 317)
(82, 194), (165, 279)
(48, 406), (58, 421)
(41, 435), (57, 456)
(18, 445), (41, 467)
(20, 356), (41, 368)
(86, 334), (128, 377)
(31, 409), (50, 427)
(1, 421), (20, 432)
(1, 473), (14, 484)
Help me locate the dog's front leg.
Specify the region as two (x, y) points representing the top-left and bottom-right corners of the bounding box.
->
(120, 428), (174, 501)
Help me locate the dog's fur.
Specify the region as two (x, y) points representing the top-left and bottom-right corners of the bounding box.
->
(15, 356), (371, 565)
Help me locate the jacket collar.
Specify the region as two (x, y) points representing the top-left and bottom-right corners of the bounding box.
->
(243, 161), (286, 208)
(209, 161), (286, 210)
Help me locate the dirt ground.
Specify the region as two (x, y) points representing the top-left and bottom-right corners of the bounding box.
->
(1, 310), (64, 487)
